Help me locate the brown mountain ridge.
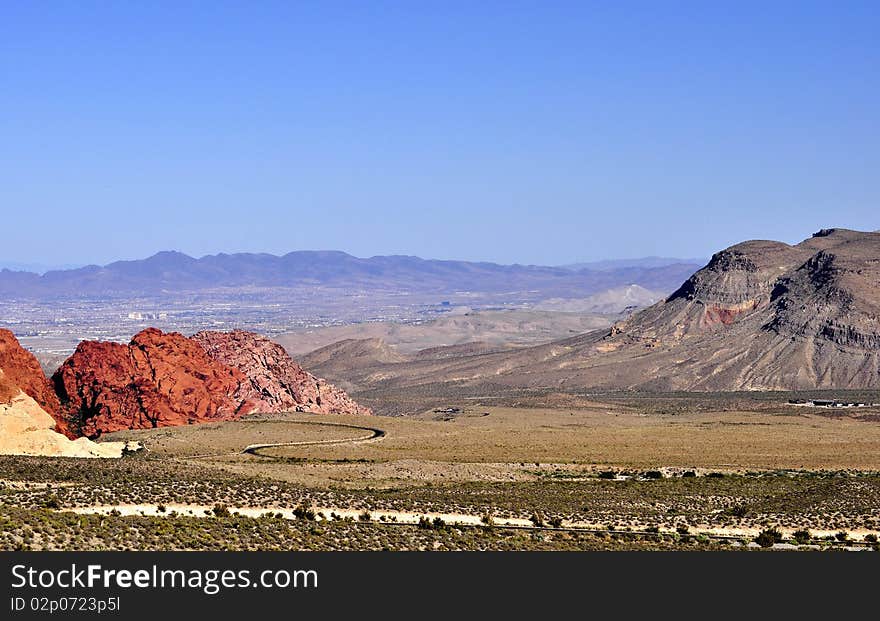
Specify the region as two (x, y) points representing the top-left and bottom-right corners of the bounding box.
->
(301, 229), (880, 393)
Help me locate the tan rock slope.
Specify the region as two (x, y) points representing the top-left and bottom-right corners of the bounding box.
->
(303, 229), (880, 392)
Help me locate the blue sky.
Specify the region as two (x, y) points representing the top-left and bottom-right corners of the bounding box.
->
(1, 1), (877, 267)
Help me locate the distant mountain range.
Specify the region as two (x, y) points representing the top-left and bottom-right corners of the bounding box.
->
(559, 256), (706, 272)
(0, 261), (84, 274)
(0, 250), (701, 299)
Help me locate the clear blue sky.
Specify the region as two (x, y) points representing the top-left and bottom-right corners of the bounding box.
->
(1, 1), (877, 267)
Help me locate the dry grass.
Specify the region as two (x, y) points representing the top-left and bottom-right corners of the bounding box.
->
(105, 418), (376, 457)
(99, 402), (880, 489)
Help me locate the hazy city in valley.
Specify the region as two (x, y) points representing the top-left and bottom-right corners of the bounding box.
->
(2, 1), (879, 572)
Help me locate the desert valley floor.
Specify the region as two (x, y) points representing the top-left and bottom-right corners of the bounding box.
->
(4, 393), (880, 551)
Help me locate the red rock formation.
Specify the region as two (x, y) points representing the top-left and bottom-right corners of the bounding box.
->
(0, 370), (19, 404)
(52, 328), (370, 438)
(192, 330), (372, 416)
(53, 328), (255, 437)
(0, 328), (67, 435)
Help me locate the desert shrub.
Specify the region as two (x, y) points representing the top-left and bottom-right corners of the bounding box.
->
(530, 513), (545, 527)
(676, 525), (690, 535)
(548, 516), (564, 528)
(864, 534), (878, 543)
(211, 504), (231, 518)
(755, 528), (782, 548)
(835, 531), (850, 543)
(729, 505), (749, 518)
(643, 471), (663, 479)
(480, 513), (494, 526)
(293, 505), (316, 521)
(358, 510), (371, 522)
(682, 471), (696, 478)
(792, 529), (811, 544)
(707, 472), (725, 478)
(43, 495), (62, 510)
(598, 471), (617, 480)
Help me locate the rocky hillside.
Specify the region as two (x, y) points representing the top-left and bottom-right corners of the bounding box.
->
(52, 328), (369, 437)
(0, 335), (132, 457)
(53, 328), (252, 437)
(192, 330), (372, 416)
(0, 329), (64, 432)
(302, 229), (880, 392)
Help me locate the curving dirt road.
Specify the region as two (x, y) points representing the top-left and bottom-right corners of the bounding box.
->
(242, 421), (386, 458)
(183, 420), (386, 460)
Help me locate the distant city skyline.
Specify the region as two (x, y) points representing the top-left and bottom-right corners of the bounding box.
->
(2, 2), (877, 266)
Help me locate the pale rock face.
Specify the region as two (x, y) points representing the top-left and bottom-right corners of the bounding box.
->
(192, 330), (372, 416)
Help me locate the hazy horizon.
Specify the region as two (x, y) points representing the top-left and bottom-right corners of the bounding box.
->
(3, 2), (877, 266)
(0, 249), (707, 275)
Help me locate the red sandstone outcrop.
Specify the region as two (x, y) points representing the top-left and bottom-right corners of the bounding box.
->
(0, 332), (136, 458)
(52, 328), (370, 438)
(53, 328), (255, 437)
(192, 330), (372, 416)
(0, 328), (67, 435)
